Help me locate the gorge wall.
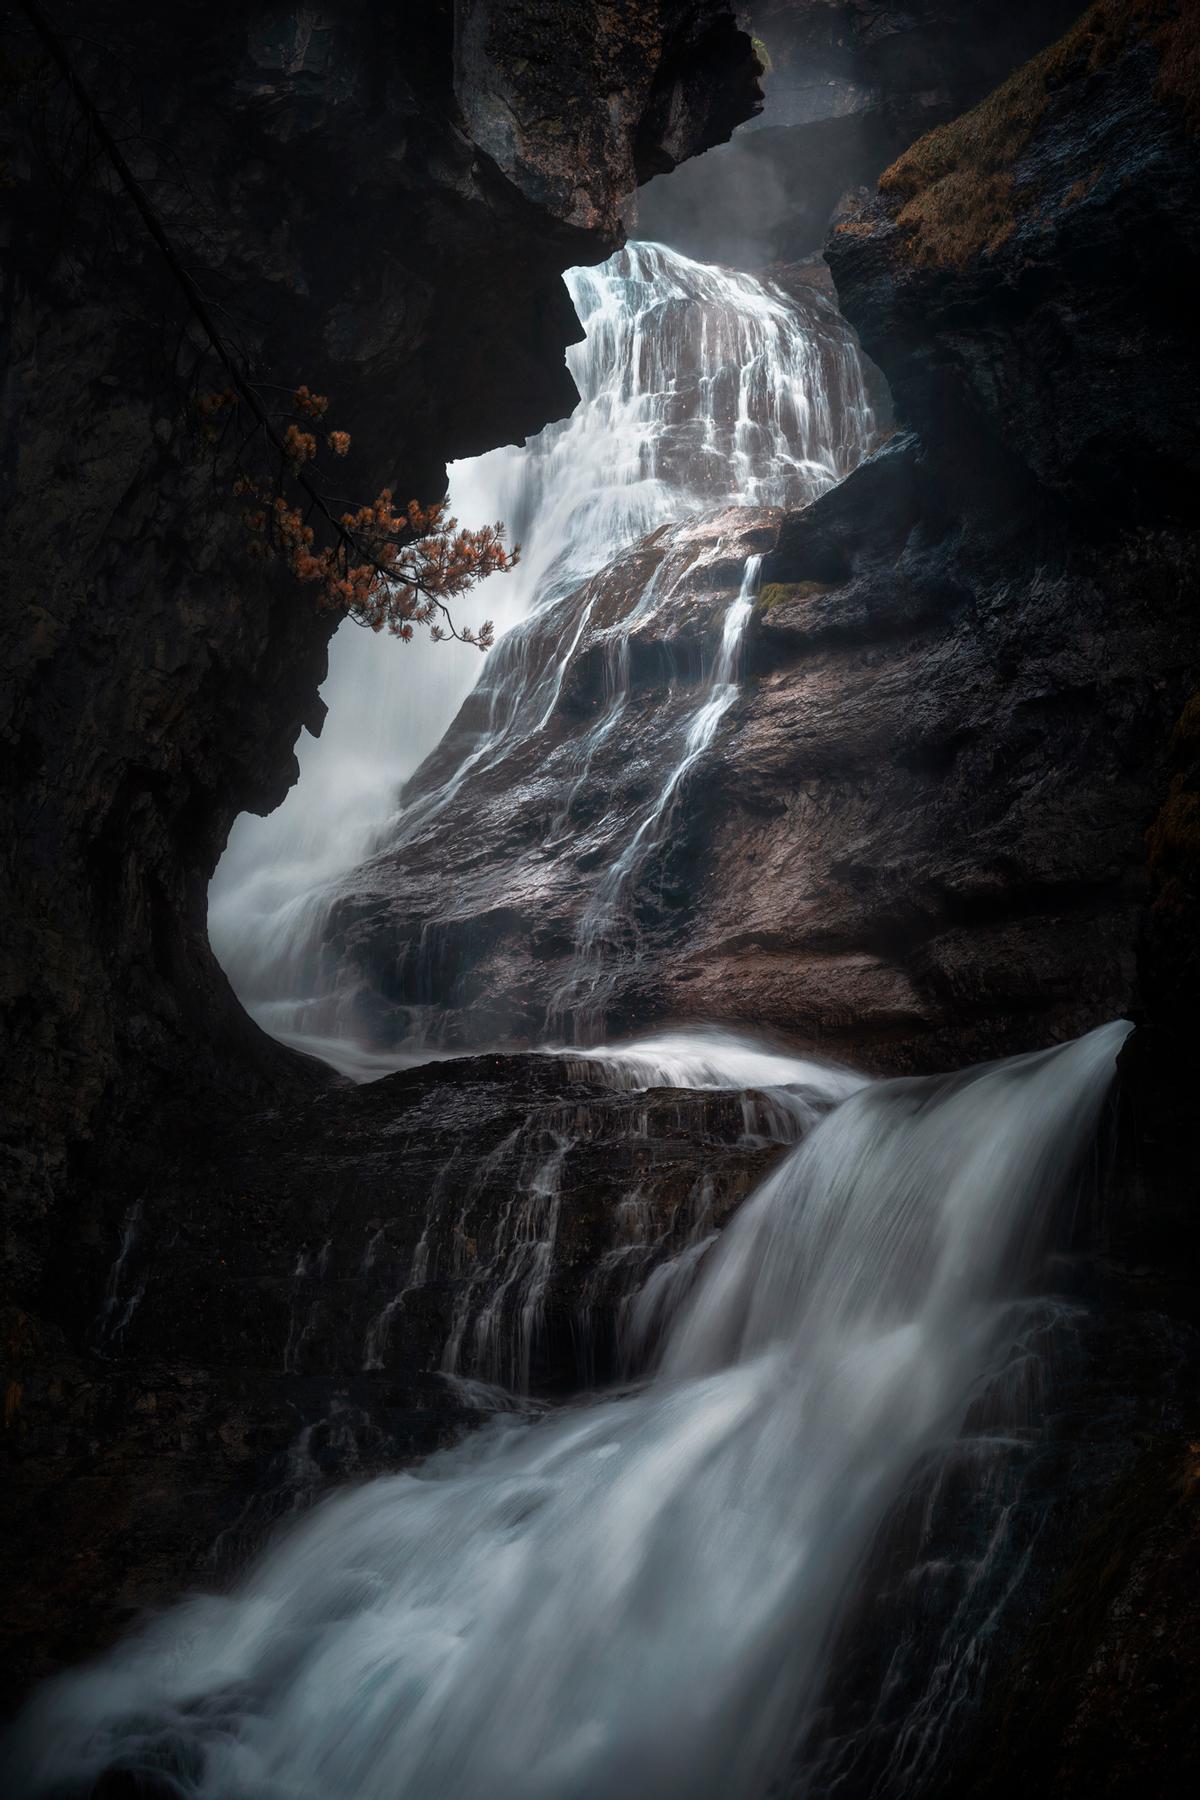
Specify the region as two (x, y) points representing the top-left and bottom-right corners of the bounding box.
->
(315, 5), (1199, 1083)
(2, 3), (1198, 1789)
(0, 0), (758, 1387)
(636, 0), (1087, 267)
(0, 0), (761, 1693)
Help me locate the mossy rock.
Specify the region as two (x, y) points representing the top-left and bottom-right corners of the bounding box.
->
(757, 580), (834, 610)
(871, 0), (1200, 269)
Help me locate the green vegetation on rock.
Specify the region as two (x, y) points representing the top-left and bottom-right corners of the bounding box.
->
(870, 0), (1200, 268)
(757, 579), (833, 610)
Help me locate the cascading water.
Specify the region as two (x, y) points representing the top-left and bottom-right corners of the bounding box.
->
(41, 220), (1134, 1800)
(5, 1020), (1129, 1799)
(354, 1031), (859, 1400)
(207, 244), (878, 1067)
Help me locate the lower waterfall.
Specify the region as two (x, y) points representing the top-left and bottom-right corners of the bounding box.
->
(6, 1020), (1129, 1799)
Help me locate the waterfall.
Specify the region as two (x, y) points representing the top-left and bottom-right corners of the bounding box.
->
(207, 244), (878, 1066)
(5, 1020), (1129, 1800)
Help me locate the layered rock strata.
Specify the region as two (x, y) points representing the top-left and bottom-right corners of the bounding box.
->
(1, 1050), (790, 1694)
(324, 5), (1200, 1080)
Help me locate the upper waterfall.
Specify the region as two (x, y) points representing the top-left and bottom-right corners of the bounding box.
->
(207, 244), (881, 1069)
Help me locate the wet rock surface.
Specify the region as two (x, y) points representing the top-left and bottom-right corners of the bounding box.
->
(793, 1300), (1200, 1800)
(320, 7), (1200, 1079)
(947, 1424), (1200, 1800)
(319, 425), (1194, 1072)
(0, 1051), (786, 1700)
(323, 506), (787, 1048)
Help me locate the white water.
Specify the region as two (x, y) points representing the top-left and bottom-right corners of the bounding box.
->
(564, 1025), (865, 1108)
(208, 243), (878, 1061)
(6, 1020), (1129, 1799)
(49, 228), (1130, 1800)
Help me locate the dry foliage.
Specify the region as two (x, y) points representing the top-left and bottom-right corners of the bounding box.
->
(14, 0), (516, 653)
(878, 1), (1198, 268)
(198, 385), (517, 647)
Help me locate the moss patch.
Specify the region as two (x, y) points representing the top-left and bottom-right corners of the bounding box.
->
(1060, 162), (1106, 206)
(757, 580), (834, 610)
(872, 1), (1193, 268)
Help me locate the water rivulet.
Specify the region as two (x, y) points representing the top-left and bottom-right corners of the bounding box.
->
(6, 1020), (1128, 1798)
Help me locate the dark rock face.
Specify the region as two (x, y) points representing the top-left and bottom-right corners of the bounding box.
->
(823, 2), (1200, 1116)
(738, 436), (1194, 1070)
(320, 428), (1194, 1073)
(0, 0), (762, 1702)
(783, 13), (1200, 1791)
(455, 0), (762, 228)
(1, 1050), (786, 1695)
(827, 4), (1200, 517)
(792, 1300), (1200, 1800)
(635, 0), (1084, 267)
(944, 1428), (1200, 1800)
(0, 2), (758, 1334)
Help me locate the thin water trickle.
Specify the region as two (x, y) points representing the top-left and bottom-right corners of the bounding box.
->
(548, 552), (763, 1038)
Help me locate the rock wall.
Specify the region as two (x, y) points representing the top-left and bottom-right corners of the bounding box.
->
(326, 3), (1200, 1082)
(323, 428), (1193, 1072)
(1, 1051), (789, 1691)
(635, 0), (1085, 267)
(0, 0), (758, 1334)
(801, 10), (1200, 1786)
(0, 0), (761, 1699)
